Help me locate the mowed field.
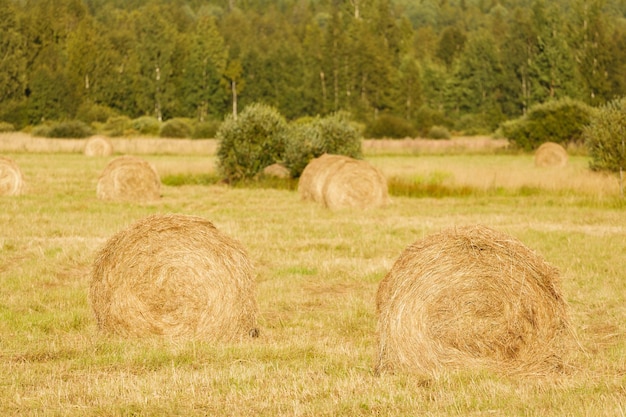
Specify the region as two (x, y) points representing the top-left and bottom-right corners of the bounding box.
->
(0, 136), (625, 416)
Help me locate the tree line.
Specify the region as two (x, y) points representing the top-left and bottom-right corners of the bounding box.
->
(1, 0), (626, 137)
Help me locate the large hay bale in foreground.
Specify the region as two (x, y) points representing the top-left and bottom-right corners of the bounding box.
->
(0, 156), (24, 196)
(89, 213), (259, 340)
(298, 154), (389, 209)
(376, 225), (573, 377)
(534, 142), (568, 167)
(96, 155), (161, 201)
(84, 135), (114, 157)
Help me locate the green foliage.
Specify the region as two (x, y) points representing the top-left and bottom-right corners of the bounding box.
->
(584, 97), (626, 173)
(192, 119), (221, 139)
(499, 98), (594, 151)
(0, 100), (29, 130)
(103, 116), (132, 137)
(283, 112), (363, 178)
(427, 125), (451, 139)
(131, 116), (161, 136)
(159, 118), (192, 138)
(76, 102), (119, 124)
(413, 106), (451, 136)
(216, 103), (287, 182)
(364, 114), (417, 139)
(0, 121), (15, 132)
(33, 120), (93, 138)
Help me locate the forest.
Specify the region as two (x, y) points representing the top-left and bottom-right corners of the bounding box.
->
(2, 0), (626, 136)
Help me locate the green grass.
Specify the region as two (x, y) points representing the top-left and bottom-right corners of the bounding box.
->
(0, 151), (624, 416)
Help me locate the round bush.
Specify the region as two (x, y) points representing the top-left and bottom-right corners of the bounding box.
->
(365, 114), (417, 139)
(427, 125), (451, 139)
(0, 121), (15, 133)
(584, 97), (626, 173)
(283, 112), (363, 178)
(500, 98), (593, 151)
(104, 116), (132, 137)
(192, 120), (222, 139)
(132, 116), (161, 136)
(216, 103), (287, 182)
(46, 120), (94, 138)
(76, 102), (119, 124)
(160, 118), (192, 138)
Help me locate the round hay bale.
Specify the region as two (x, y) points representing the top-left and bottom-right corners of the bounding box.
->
(376, 225), (573, 377)
(298, 154), (351, 203)
(96, 155), (161, 201)
(321, 158), (389, 210)
(85, 135), (114, 157)
(89, 213), (259, 341)
(534, 142), (568, 167)
(262, 163), (291, 179)
(0, 156), (25, 196)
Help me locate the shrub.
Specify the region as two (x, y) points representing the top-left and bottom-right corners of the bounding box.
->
(103, 116), (132, 137)
(0, 122), (15, 132)
(192, 119), (222, 139)
(44, 120), (94, 138)
(583, 97), (626, 174)
(499, 98), (593, 151)
(132, 116), (161, 136)
(283, 111), (363, 178)
(413, 106), (452, 136)
(427, 125), (451, 139)
(216, 103), (287, 182)
(76, 102), (119, 124)
(365, 114), (417, 139)
(160, 118), (192, 138)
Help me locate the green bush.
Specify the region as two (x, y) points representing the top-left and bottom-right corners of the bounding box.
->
(583, 97), (626, 173)
(160, 118), (192, 138)
(0, 122), (15, 132)
(103, 116), (132, 137)
(216, 103), (287, 182)
(499, 98), (593, 151)
(132, 116), (161, 136)
(40, 120), (94, 138)
(413, 106), (452, 136)
(365, 114), (417, 139)
(283, 111), (363, 178)
(76, 102), (119, 124)
(427, 125), (451, 139)
(192, 119), (222, 139)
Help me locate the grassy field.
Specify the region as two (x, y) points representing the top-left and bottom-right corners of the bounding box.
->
(0, 143), (625, 416)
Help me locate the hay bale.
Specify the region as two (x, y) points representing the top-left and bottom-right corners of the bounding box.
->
(298, 154), (389, 209)
(89, 213), (259, 340)
(534, 142), (568, 167)
(96, 155), (161, 201)
(84, 135), (114, 157)
(298, 154), (351, 203)
(0, 156), (24, 196)
(376, 225), (573, 377)
(262, 163), (291, 179)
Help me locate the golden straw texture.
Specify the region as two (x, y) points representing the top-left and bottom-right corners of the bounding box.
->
(84, 136), (114, 157)
(376, 225), (574, 377)
(89, 213), (259, 341)
(534, 142), (568, 167)
(96, 155), (161, 201)
(0, 156), (24, 196)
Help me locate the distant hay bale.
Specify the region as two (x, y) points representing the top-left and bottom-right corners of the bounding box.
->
(84, 135), (114, 157)
(0, 156), (24, 196)
(89, 213), (259, 341)
(262, 163), (291, 179)
(376, 225), (574, 377)
(298, 154), (389, 209)
(534, 142), (568, 167)
(96, 155), (161, 201)
(298, 154), (350, 202)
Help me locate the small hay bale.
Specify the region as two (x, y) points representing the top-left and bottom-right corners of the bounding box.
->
(298, 154), (389, 209)
(298, 154), (351, 203)
(534, 142), (568, 167)
(262, 163), (291, 179)
(376, 225), (574, 377)
(0, 156), (25, 196)
(89, 213), (259, 341)
(96, 155), (161, 201)
(85, 135), (114, 157)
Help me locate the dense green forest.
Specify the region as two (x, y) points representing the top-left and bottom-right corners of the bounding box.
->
(2, 0), (626, 135)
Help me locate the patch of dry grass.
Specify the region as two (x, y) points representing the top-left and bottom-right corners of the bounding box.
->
(0, 145), (624, 415)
